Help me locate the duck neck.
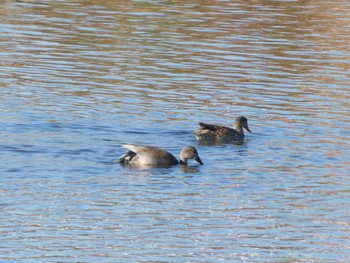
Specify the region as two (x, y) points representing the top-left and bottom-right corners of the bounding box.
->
(179, 159), (187, 165)
(233, 122), (244, 134)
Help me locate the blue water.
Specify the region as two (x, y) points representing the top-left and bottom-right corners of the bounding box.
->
(1, 0), (350, 262)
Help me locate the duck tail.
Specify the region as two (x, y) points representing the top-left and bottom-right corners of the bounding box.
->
(118, 150), (136, 163)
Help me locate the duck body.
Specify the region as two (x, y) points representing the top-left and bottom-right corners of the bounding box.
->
(119, 144), (202, 168)
(195, 123), (244, 142)
(195, 116), (251, 143)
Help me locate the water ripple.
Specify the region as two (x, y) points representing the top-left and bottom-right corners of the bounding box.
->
(1, 0), (350, 262)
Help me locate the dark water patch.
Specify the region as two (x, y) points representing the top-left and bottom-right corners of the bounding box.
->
(0, 145), (47, 154)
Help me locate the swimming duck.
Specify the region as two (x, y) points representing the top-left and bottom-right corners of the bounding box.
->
(194, 116), (251, 143)
(119, 144), (203, 168)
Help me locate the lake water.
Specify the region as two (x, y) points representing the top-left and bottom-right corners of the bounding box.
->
(1, 0), (350, 262)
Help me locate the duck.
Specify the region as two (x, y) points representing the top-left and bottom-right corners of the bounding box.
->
(194, 115), (251, 143)
(118, 144), (203, 168)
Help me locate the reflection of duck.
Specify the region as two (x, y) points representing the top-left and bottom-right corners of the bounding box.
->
(194, 116), (251, 143)
(118, 144), (203, 168)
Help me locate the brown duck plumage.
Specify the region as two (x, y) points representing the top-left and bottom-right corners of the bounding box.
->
(194, 116), (251, 143)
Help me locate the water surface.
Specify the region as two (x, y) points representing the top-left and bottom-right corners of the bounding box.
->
(1, 0), (350, 262)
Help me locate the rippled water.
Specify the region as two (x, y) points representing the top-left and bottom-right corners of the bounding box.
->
(1, 0), (350, 262)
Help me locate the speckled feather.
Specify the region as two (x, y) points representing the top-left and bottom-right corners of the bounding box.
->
(194, 116), (251, 143)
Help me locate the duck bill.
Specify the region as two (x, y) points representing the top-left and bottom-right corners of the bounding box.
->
(245, 127), (252, 133)
(194, 156), (203, 165)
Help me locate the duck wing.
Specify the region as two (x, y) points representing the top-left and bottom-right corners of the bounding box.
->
(198, 122), (226, 131)
(120, 144), (161, 153)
